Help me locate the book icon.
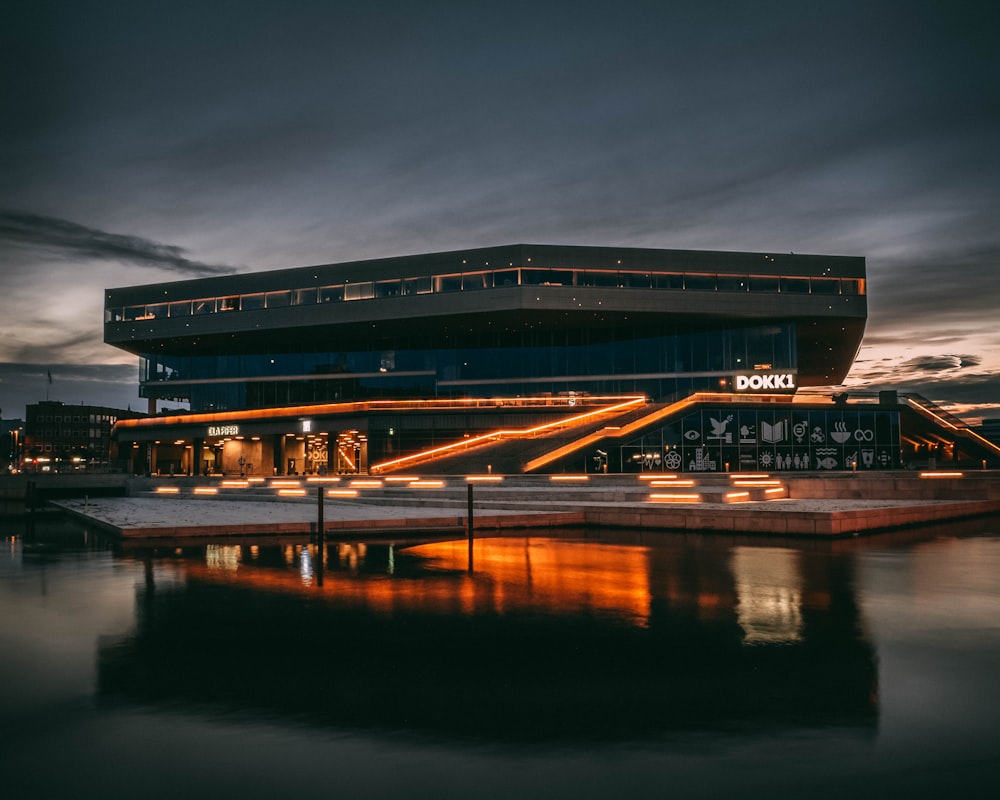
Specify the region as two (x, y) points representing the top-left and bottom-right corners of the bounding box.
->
(761, 420), (786, 443)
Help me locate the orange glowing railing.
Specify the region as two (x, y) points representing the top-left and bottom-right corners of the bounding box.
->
(114, 395), (650, 432)
(369, 395), (646, 473)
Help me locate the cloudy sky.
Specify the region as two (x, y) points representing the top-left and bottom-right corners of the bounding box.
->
(1, 0), (998, 422)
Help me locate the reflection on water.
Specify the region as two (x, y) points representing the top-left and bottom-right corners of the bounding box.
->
(91, 531), (879, 742)
(4, 514), (1000, 799)
(732, 547), (804, 644)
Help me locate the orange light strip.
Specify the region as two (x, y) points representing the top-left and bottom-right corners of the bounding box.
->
(731, 480), (783, 487)
(649, 479), (695, 487)
(277, 488), (307, 496)
(327, 489), (359, 497)
(725, 491), (750, 501)
(194, 487), (218, 495)
(248, 477), (266, 483)
(730, 473), (770, 479)
(270, 480), (302, 487)
(649, 492), (702, 502)
(306, 476), (342, 483)
(550, 474), (589, 481)
(114, 394), (649, 430)
(155, 486), (180, 494)
(465, 475), (504, 483)
(919, 471), (964, 478)
(384, 475), (420, 483)
(638, 474), (678, 480)
(350, 479), (383, 488)
(409, 480), (445, 488)
(221, 480), (249, 488)
(765, 488), (786, 495)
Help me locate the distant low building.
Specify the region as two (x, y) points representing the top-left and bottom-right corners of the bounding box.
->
(22, 401), (144, 473)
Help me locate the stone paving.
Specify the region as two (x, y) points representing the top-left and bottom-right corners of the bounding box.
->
(50, 491), (968, 540)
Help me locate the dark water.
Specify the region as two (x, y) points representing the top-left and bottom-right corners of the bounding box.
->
(2, 515), (999, 799)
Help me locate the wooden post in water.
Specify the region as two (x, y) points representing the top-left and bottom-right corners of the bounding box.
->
(467, 483), (474, 573)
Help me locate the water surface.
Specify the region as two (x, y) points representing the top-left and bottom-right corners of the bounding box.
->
(2, 515), (999, 798)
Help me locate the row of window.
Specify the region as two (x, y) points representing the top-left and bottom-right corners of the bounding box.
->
(30, 414), (116, 424)
(108, 267), (864, 322)
(30, 430), (111, 439)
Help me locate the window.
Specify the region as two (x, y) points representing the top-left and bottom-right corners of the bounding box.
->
(622, 272), (651, 289)
(219, 296), (240, 311)
(685, 274), (716, 292)
(403, 276), (432, 295)
(433, 275), (462, 293)
(462, 272), (491, 290)
(654, 273), (684, 289)
(810, 278), (840, 295)
(344, 282), (373, 301)
(320, 285), (344, 303)
(265, 291), (291, 308)
(168, 300), (191, 317)
(779, 277), (810, 293)
(750, 276), (780, 292)
(241, 293), (266, 311)
(492, 269), (519, 287)
(717, 276), (748, 292)
(293, 288), (318, 305)
(193, 298), (215, 315)
(376, 279), (402, 298)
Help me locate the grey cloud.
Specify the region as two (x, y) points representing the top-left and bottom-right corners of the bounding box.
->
(901, 355), (983, 373)
(0, 210), (237, 276)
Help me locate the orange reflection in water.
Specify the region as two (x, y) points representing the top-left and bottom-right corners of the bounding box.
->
(411, 538), (652, 624)
(189, 538), (653, 625)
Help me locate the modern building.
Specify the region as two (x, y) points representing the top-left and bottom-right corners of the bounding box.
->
(103, 244), (998, 475)
(22, 401), (142, 473)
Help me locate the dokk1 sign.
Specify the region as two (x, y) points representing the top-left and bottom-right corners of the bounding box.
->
(734, 373), (797, 392)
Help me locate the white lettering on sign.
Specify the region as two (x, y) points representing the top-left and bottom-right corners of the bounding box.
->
(208, 425), (239, 437)
(734, 373), (796, 392)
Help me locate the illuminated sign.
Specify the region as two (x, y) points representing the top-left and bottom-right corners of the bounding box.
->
(208, 425), (239, 437)
(734, 373), (796, 392)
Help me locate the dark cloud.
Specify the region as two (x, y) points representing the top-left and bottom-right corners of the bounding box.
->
(0, 210), (237, 276)
(0, 361), (142, 417)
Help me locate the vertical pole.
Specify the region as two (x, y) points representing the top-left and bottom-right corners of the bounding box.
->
(467, 483), (474, 573)
(317, 485), (325, 539)
(316, 485), (325, 587)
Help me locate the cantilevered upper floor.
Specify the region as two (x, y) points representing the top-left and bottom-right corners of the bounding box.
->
(104, 244), (867, 406)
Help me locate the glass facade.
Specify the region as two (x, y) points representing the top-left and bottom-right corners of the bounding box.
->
(140, 323), (797, 411)
(108, 265), (863, 323)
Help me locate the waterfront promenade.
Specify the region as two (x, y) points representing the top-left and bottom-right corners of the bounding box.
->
(44, 471), (1000, 539)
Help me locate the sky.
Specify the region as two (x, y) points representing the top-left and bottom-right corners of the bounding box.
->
(1, 0), (999, 423)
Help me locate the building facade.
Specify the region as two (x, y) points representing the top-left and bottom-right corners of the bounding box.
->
(22, 401), (141, 473)
(104, 243), (889, 475)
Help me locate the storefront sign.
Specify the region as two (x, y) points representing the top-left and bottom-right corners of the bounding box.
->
(208, 424), (239, 437)
(734, 373), (796, 392)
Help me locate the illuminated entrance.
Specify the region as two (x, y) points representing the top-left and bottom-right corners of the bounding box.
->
(333, 430), (367, 474)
